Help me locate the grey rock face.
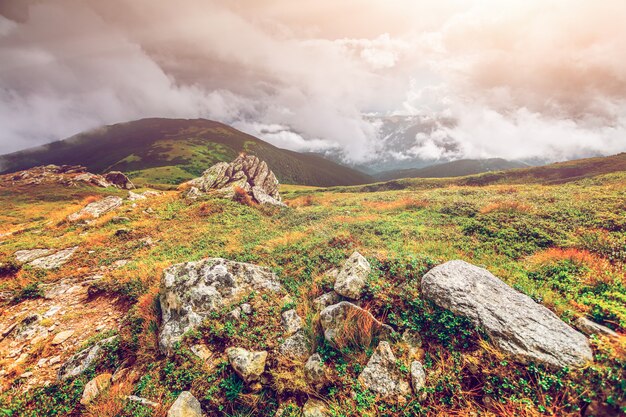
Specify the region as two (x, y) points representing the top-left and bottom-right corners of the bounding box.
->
(167, 391), (203, 417)
(28, 247), (78, 269)
(421, 260), (593, 368)
(58, 336), (117, 381)
(281, 309), (303, 335)
(226, 347), (267, 383)
(319, 302), (392, 348)
(14, 249), (54, 263)
(334, 252), (370, 299)
(159, 258), (283, 353)
(104, 171), (135, 189)
(189, 155), (284, 206)
(358, 341), (411, 397)
(68, 196), (123, 221)
(575, 317), (619, 338)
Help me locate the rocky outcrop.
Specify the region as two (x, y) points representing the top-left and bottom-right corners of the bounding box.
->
(68, 196), (123, 221)
(167, 391), (203, 417)
(104, 171), (135, 189)
(358, 341), (411, 398)
(1, 165), (132, 189)
(421, 260), (593, 368)
(227, 347), (267, 383)
(188, 155), (285, 206)
(334, 252), (370, 299)
(319, 302), (392, 349)
(159, 258), (283, 353)
(27, 247), (78, 269)
(58, 336), (117, 381)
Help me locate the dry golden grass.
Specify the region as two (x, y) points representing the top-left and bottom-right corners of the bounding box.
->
(363, 197), (429, 212)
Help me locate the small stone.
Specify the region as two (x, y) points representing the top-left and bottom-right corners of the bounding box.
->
(279, 330), (311, 359)
(20, 371), (33, 379)
(80, 373), (112, 405)
(228, 307), (242, 321)
(190, 344), (212, 361)
(312, 292), (340, 312)
(167, 391), (202, 417)
(334, 252), (370, 300)
(303, 399), (328, 417)
(358, 341), (411, 398)
(227, 347), (268, 383)
(281, 309), (303, 335)
(51, 330), (75, 345)
(410, 361), (426, 395)
(127, 395), (159, 408)
(304, 353), (326, 390)
(241, 303), (252, 314)
(37, 358), (48, 367)
(44, 306), (61, 318)
(48, 356), (61, 365)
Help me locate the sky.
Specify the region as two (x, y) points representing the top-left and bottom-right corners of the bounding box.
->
(1, 0), (626, 163)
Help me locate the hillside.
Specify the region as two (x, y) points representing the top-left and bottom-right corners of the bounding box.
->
(376, 158), (528, 180)
(0, 118), (373, 187)
(349, 152), (626, 193)
(0, 162), (624, 416)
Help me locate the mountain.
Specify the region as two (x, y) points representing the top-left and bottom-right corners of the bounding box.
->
(376, 158), (529, 180)
(350, 152), (626, 192)
(0, 118), (373, 187)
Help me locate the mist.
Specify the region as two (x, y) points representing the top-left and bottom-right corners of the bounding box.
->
(1, 0), (625, 163)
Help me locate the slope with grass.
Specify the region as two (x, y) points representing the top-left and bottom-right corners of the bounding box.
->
(376, 158), (529, 181)
(0, 118), (373, 187)
(0, 163), (624, 416)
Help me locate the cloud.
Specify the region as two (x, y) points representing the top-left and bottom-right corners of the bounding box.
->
(1, 0), (625, 164)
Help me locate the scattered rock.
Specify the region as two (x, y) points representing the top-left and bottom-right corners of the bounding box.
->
(281, 309), (303, 335)
(14, 249), (54, 263)
(80, 373), (112, 405)
(159, 258), (283, 353)
(190, 344), (212, 361)
(312, 292), (340, 312)
(27, 246), (78, 269)
(319, 302), (392, 348)
(334, 252), (370, 299)
(280, 330), (312, 359)
(226, 347), (267, 383)
(51, 329), (74, 345)
(58, 336), (117, 380)
(575, 317), (619, 338)
(68, 196), (123, 221)
(410, 361), (426, 395)
(304, 353), (326, 390)
(188, 155), (285, 206)
(43, 306), (61, 318)
(14, 314), (46, 341)
(127, 395), (159, 408)
(303, 399), (328, 417)
(110, 216), (130, 224)
(241, 303), (252, 314)
(104, 171), (135, 189)
(128, 191), (147, 201)
(358, 341), (411, 398)
(421, 260), (593, 368)
(167, 391), (203, 417)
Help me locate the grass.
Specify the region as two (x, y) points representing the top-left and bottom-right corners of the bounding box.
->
(0, 170), (625, 416)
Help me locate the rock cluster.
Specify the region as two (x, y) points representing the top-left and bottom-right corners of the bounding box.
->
(421, 260), (593, 368)
(1, 165), (133, 189)
(188, 155), (285, 206)
(158, 257), (284, 352)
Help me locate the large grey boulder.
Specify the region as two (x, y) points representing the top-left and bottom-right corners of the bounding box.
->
(358, 341), (411, 398)
(334, 252), (370, 299)
(167, 391), (202, 417)
(319, 302), (392, 349)
(421, 260), (593, 368)
(159, 258), (283, 353)
(189, 155), (284, 206)
(68, 196), (123, 221)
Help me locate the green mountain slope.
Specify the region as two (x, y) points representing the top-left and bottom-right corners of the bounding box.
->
(376, 158), (529, 181)
(0, 118), (373, 187)
(345, 153), (626, 192)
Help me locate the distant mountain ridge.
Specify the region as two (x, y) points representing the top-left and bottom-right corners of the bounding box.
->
(376, 158), (529, 181)
(0, 118), (373, 187)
